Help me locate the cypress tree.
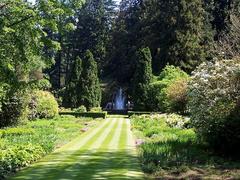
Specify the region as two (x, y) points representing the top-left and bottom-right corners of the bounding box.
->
(82, 50), (102, 110)
(64, 56), (83, 108)
(132, 47), (153, 110)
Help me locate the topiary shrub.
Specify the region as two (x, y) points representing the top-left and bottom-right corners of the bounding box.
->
(29, 90), (58, 119)
(147, 65), (189, 112)
(188, 58), (240, 158)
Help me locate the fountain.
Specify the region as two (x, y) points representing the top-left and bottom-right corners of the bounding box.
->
(114, 88), (125, 110)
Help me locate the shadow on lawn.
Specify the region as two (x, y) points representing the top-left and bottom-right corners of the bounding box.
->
(10, 149), (143, 180)
(140, 140), (240, 179)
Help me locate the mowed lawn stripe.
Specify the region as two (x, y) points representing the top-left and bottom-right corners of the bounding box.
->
(10, 119), (112, 180)
(45, 118), (116, 180)
(56, 118), (119, 179)
(10, 117), (144, 180)
(76, 118), (121, 179)
(108, 117), (123, 150)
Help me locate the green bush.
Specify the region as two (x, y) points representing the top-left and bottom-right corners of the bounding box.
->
(0, 128), (35, 138)
(188, 58), (240, 157)
(0, 86), (29, 128)
(74, 105), (87, 113)
(0, 144), (45, 177)
(90, 107), (102, 112)
(165, 78), (189, 114)
(29, 90), (58, 119)
(147, 65), (189, 112)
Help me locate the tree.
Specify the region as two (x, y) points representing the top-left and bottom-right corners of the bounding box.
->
(167, 0), (205, 72)
(132, 47), (153, 110)
(82, 50), (102, 110)
(64, 56), (83, 108)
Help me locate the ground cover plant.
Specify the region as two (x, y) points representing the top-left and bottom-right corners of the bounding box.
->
(131, 114), (240, 179)
(0, 115), (100, 179)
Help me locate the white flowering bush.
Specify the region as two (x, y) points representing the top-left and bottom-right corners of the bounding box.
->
(188, 58), (240, 157)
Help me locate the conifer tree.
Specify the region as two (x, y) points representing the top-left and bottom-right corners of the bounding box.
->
(166, 0), (205, 72)
(82, 50), (102, 110)
(64, 56), (83, 108)
(132, 47), (153, 110)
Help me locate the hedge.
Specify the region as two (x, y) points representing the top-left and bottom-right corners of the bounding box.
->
(59, 111), (107, 119)
(128, 111), (161, 117)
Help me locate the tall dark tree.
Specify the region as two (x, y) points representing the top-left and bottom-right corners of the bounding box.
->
(64, 56), (83, 108)
(132, 47), (153, 110)
(73, 0), (117, 73)
(82, 50), (102, 110)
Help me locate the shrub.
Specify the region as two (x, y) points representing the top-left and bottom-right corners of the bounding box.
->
(29, 79), (52, 90)
(90, 107), (102, 112)
(29, 90), (58, 119)
(188, 58), (240, 157)
(74, 105), (87, 113)
(0, 144), (45, 177)
(147, 65), (189, 112)
(59, 111), (107, 119)
(0, 86), (29, 128)
(165, 78), (189, 114)
(0, 128), (35, 138)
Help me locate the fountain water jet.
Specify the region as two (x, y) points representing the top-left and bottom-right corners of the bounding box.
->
(114, 88), (125, 110)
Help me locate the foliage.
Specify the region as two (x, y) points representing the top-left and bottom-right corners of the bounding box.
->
(81, 50), (102, 110)
(0, 115), (99, 178)
(74, 105), (87, 113)
(132, 47), (153, 110)
(131, 115), (240, 177)
(107, 0), (211, 84)
(130, 115), (209, 173)
(48, 0), (117, 89)
(0, 144), (45, 178)
(29, 79), (52, 90)
(147, 65), (189, 112)
(29, 90), (58, 119)
(0, 86), (29, 128)
(188, 58), (240, 157)
(165, 78), (189, 114)
(90, 107), (102, 112)
(64, 56), (83, 108)
(0, 128), (34, 138)
(59, 112), (108, 119)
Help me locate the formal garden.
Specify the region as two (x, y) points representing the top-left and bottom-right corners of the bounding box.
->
(1, 0), (240, 179)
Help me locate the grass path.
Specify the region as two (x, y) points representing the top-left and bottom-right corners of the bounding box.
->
(10, 116), (143, 180)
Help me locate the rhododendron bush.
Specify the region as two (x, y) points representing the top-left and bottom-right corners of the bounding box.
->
(188, 58), (240, 157)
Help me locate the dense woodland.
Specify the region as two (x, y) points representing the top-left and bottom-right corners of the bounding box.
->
(1, 0), (239, 105)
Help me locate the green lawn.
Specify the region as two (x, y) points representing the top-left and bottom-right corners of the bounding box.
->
(9, 117), (143, 180)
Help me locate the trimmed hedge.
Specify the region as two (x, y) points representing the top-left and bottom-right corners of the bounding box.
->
(59, 111), (107, 119)
(128, 111), (161, 117)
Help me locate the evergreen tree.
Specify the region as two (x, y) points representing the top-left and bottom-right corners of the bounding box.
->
(132, 47), (153, 110)
(64, 56), (83, 108)
(167, 0), (205, 72)
(82, 50), (102, 110)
